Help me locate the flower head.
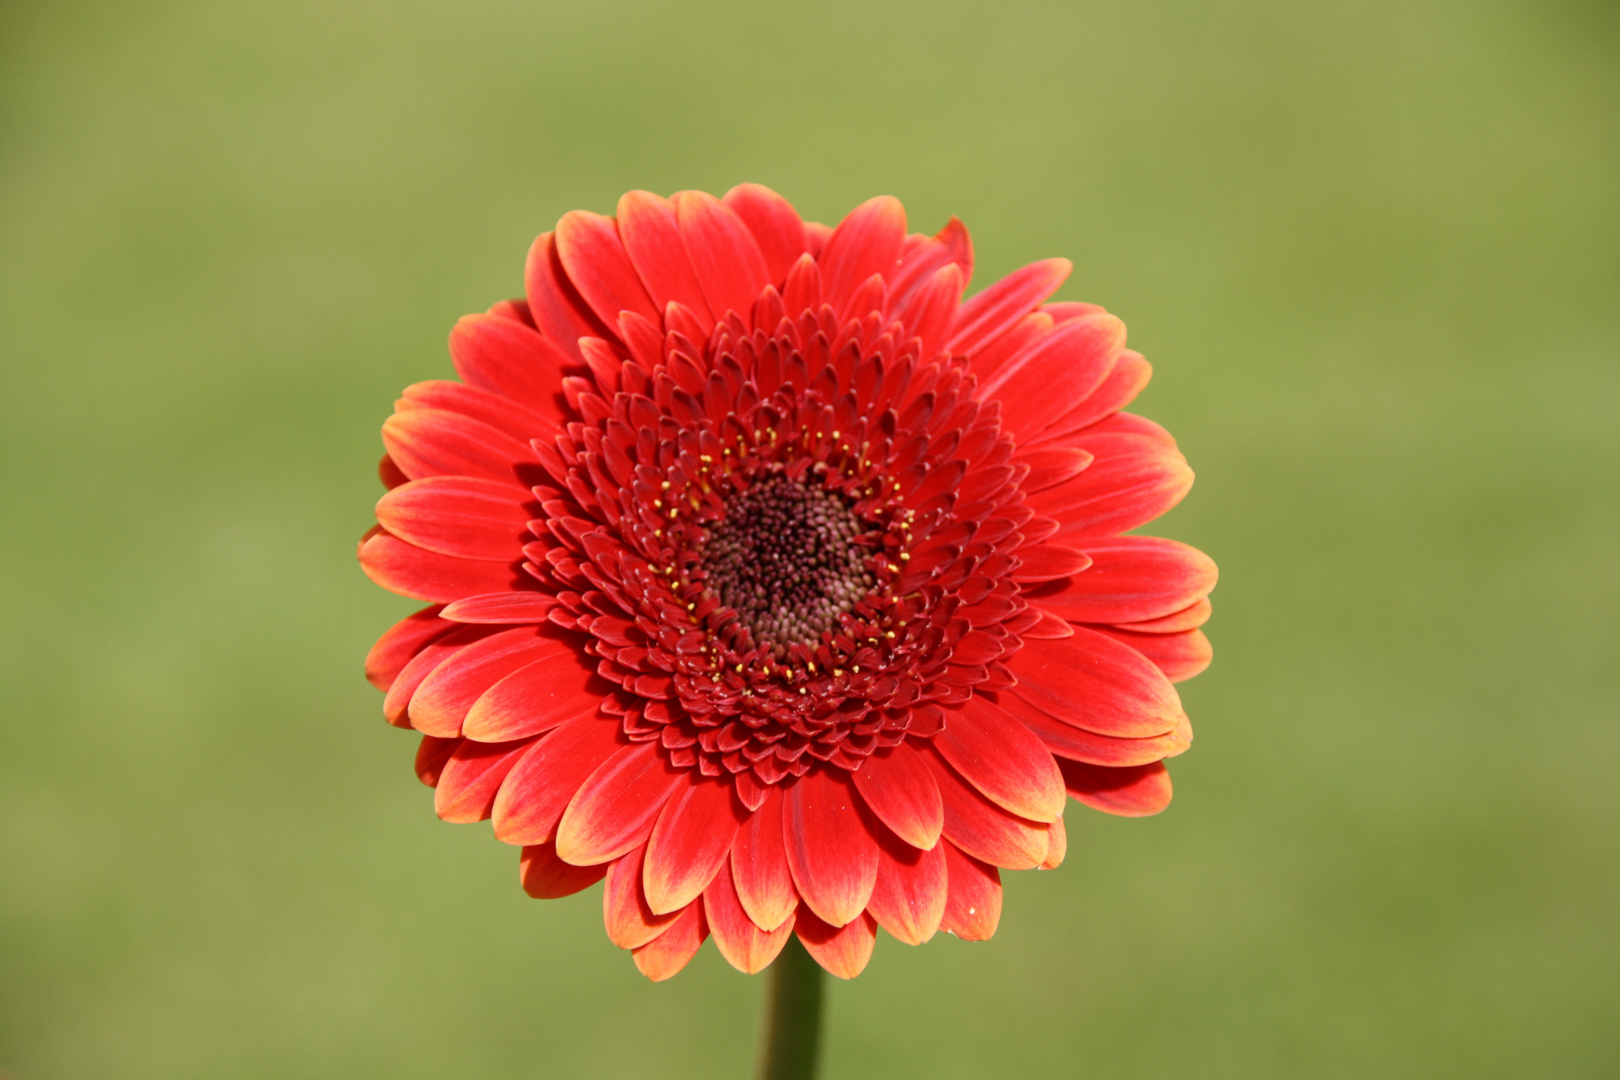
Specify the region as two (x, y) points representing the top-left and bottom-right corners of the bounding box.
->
(360, 186), (1216, 980)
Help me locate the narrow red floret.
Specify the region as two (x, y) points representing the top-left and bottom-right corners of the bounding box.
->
(360, 185), (1216, 979)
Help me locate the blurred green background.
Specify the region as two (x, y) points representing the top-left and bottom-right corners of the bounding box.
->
(2, 1), (1616, 1077)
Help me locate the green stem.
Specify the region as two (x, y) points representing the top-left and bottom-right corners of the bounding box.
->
(755, 936), (825, 1080)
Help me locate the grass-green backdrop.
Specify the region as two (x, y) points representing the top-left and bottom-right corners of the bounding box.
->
(2, 2), (1616, 1077)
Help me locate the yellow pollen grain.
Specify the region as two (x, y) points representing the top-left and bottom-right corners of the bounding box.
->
(661, 481), (670, 490)
(899, 552), (910, 561)
(885, 630), (896, 639)
(653, 498), (662, 508)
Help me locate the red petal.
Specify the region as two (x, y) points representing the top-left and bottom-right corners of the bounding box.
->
(642, 777), (746, 915)
(491, 716), (626, 845)
(1010, 544), (1093, 583)
(731, 788), (798, 931)
(673, 190), (770, 321)
(817, 196), (906, 310)
(415, 735), (458, 787)
(922, 747), (1049, 870)
(1088, 626), (1213, 682)
(1030, 432), (1194, 539)
(893, 263), (962, 363)
(1015, 446), (1094, 493)
(520, 840), (607, 898)
(435, 738), (533, 823)
(397, 380), (559, 444)
(407, 625), (554, 737)
(603, 843), (679, 948)
(947, 258), (1071, 357)
(381, 407), (536, 486)
(1059, 759), (1173, 817)
(1004, 627), (1184, 738)
(887, 216), (973, 310)
(722, 183), (808, 285)
(866, 830), (947, 945)
(1118, 597), (1212, 634)
(365, 605), (451, 692)
(705, 859), (795, 973)
(440, 592), (559, 624)
(935, 696), (1066, 822)
(795, 908), (877, 979)
(631, 900), (708, 981)
(555, 209), (661, 329)
(783, 769), (880, 927)
(524, 231), (611, 362)
(359, 531), (520, 605)
(555, 742), (684, 865)
(1031, 536), (1217, 624)
(981, 313), (1126, 441)
(375, 476), (533, 561)
(382, 624), (498, 726)
(996, 690), (1193, 766)
(616, 190), (714, 325)
(461, 645), (600, 742)
(939, 842), (1002, 941)
(848, 743), (943, 850)
(1033, 349), (1153, 442)
(448, 312), (575, 424)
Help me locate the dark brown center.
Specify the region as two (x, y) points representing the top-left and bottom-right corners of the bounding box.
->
(700, 476), (874, 654)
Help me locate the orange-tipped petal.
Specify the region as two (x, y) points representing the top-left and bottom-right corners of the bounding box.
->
(1060, 759), (1173, 817)
(1004, 627), (1185, 739)
(866, 830), (947, 946)
(732, 788), (799, 931)
(642, 777), (746, 915)
(359, 531), (521, 605)
(555, 742), (684, 865)
(934, 696), (1067, 823)
(849, 743), (943, 850)
(784, 769), (880, 927)
(520, 840), (608, 899)
(1031, 536), (1217, 624)
(490, 716), (625, 846)
(364, 605), (452, 693)
(705, 858), (795, 973)
(1087, 625), (1213, 683)
(603, 843), (679, 948)
(939, 843), (1002, 941)
(460, 645), (600, 742)
(981, 313), (1126, 442)
(922, 747), (1050, 870)
(631, 900), (708, 981)
(435, 738), (533, 823)
(1032, 431), (1194, 540)
(1039, 814), (1067, 870)
(795, 908), (878, 980)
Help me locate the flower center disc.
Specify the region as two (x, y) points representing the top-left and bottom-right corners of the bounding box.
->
(700, 475), (875, 655)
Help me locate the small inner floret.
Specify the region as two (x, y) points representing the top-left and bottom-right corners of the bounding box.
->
(700, 476), (875, 653)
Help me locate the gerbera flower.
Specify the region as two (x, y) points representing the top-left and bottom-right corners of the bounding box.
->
(359, 185), (1216, 981)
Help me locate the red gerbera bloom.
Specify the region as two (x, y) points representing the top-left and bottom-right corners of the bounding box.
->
(360, 186), (1216, 981)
